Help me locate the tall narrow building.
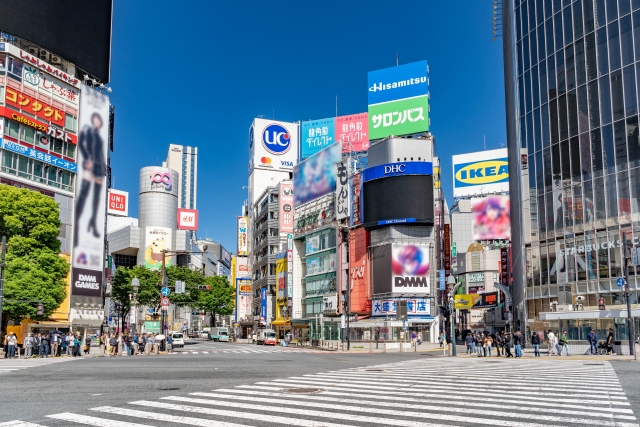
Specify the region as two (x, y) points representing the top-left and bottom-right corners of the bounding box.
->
(164, 144), (198, 210)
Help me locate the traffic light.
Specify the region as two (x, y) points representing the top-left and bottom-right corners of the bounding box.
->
(36, 302), (43, 316)
(197, 285), (210, 290)
(598, 298), (606, 310)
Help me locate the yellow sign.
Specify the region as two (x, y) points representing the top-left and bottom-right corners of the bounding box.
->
(454, 160), (509, 185)
(454, 294), (481, 310)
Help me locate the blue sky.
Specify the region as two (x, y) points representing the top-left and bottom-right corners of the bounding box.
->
(109, 0), (507, 252)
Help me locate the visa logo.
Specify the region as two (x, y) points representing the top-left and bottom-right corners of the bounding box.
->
(455, 159), (509, 185)
(281, 161), (293, 167)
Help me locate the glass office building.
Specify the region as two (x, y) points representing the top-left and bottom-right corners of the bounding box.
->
(508, 0), (640, 342)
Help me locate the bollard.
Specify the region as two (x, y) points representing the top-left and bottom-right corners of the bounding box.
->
(369, 342), (372, 353)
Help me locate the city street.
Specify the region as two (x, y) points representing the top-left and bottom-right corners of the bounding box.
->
(1, 345), (639, 426)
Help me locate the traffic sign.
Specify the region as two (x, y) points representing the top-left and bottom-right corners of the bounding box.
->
(148, 308), (154, 314)
(633, 247), (638, 267)
(616, 278), (626, 288)
(161, 297), (170, 306)
(161, 287), (171, 297)
(162, 306), (168, 312)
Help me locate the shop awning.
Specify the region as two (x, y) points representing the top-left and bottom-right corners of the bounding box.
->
(271, 319), (291, 326)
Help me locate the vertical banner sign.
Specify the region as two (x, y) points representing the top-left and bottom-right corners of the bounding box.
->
(443, 224), (451, 277)
(237, 216), (248, 256)
(632, 247), (638, 267)
(260, 288), (267, 324)
(287, 234), (293, 298)
(500, 247), (509, 286)
(279, 183), (294, 233)
(72, 84), (110, 297)
(350, 173), (362, 226)
(439, 270), (445, 291)
(336, 160), (349, 220)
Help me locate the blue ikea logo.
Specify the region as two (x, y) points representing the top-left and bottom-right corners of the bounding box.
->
(454, 158), (509, 188)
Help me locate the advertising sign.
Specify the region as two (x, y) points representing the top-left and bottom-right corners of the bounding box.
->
(349, 173), (362, 227)
(177, 208), (198, 230)
(301, 117), (334, 159)
(144, 226), (172, 271)
(323, 295), (338, 313)
(336, 113), (369, 153)
(2, 140), (77, 172)
(368, 60), (429, 105)
(454, 293), (499, 310)
(362, 161), (433, 182)
(250, 118), (299, 172)
(237, 279), (252, 296)
(276, 254), (287, 298)
(260, 288), (267, 324)
(306, 252), (336, 276)
(452, 148), (509, 197)
(236, 257), (249, 276)
(237, 216), (248, 256)
(5, 87), (66, 128)
(444, 224), (451, 276)
(22, 65), (80, 106)
(500, 247), (509, 287)
(293, 142), (341, 208)
(372, 298), (431, 316)
(336, 160), (349, 220)
(472, 195), (511, 240)
(279, 182), (294, 233)
(368, 95), (429, 140)
(391, 244), (430, 294)
(72, 84), (109, 297)
(107, 189), (128, 216)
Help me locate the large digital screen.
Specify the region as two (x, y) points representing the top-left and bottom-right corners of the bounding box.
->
(293, 142), (341, 208)
(363, 175), (434, 226)
(471, 195), (511, 240)
(0, 0), (113, 82)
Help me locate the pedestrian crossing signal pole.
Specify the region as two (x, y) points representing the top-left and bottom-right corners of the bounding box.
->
(0, 236), (6, 344)
(623, 234), (635, 356)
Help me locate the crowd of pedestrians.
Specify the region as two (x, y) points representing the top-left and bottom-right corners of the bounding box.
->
(464, 330), (523, 357)
(3, 331), (173, 358)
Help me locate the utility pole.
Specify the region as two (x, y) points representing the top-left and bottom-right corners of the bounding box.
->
(161, 250), (167, 352)
(623, 234), (635, 356)
(0, 236), (6, 343)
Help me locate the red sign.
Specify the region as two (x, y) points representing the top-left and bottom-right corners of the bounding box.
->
(444, 224), (451, 276)
(0, 107), (77, 145)
(18, 50), (80, 86)
(336, 113), (369, 153)
(279, 183), (293, 233)
(500, 247), (509, 286)
(177, 208), (198, 230)
(5, 87), (65, 127)
(161, 297), (170, 307)
(108, 190), (128, 216)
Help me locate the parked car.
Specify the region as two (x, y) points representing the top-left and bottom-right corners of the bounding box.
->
(187, 331), (200, 339)
(171, 333), (185, 348)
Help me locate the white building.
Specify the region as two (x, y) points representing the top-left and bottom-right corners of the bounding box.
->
(164, 144), (198, 210)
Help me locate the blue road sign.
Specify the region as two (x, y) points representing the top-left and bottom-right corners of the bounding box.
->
(161, 287), (171, 297)
(616, 277), (626, 288)
(439, 270), (445, 291)
(148, 308), (154, 314)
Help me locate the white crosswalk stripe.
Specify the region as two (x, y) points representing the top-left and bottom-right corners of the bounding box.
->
(3, 358), (638, 426)
(170, 347), (329, 355)
(0, 357), (77, 375)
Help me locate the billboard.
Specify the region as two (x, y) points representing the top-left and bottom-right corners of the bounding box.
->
(72, 84), (109, 297)
(452, 148), (509, 197)
(455, 292), (499, 309)
(336, 160), (349, 220)
(350, 173), (362, 227)
(107, 189), (128, 216)
(279, 182), (293, 233)
(177, 208), (198, 230)
(300, 113), (370, 159)
(367, 60), (429, 140)
(372, 298), (431, 316)
(276, 253), (287, 298)
(293, 142), (341, 208)
(236, 257), (249, 277)
(237, 216), (248, 256)
(363, 175), (435, 226)
(249, 118), (299, 172)
(391, 244), (430, 294)
(0, 0), (113, 82)
(144, 226), (172, 271)
(472, 195), (511, 240)
(236, 278), (252, 322)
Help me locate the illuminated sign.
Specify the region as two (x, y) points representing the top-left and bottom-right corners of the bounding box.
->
(6, 87), (65, 127)
(362, 161), (433, 182)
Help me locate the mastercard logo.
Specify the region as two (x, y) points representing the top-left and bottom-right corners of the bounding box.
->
(260, 157), (272, 164)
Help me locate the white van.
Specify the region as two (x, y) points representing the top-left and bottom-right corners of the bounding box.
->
(171, 332), (185, 348)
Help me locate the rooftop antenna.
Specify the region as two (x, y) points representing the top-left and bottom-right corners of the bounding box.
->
(258, 115), (265, 118)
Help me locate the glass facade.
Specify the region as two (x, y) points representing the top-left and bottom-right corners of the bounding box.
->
(515, 0), (640, 323)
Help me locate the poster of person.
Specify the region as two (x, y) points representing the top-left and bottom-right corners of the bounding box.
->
(471, 195), (511, 240)
(72, 84), (109, 297)
(391, 244), (430, 293)
(144, 227), (172, 271)
(293, 142), (341, 208)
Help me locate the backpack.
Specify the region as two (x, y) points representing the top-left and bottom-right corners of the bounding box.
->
(73, 339), (79, 346)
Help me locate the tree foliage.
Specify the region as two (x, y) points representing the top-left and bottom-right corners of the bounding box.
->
(196, 275), (235, 327)
(0, 186), (69, 335)
(110, 266), (160, 330)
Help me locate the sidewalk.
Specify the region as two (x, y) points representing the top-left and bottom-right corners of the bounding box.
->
(456, 345), (640, 361)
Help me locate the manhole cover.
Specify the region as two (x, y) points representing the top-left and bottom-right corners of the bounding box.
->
(157, 387), (180, 391)
(281, 388), (325, 394)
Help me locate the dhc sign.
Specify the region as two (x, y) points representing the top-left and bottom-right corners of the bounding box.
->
(363, 161), (432, 182)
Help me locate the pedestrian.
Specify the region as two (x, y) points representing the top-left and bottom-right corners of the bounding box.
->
(2, 333), (8, 358)
(24, 333), (34, 359)
(66, 333), (73, 357)
(51, 332), (59, 357)
(486, 334), (493, 357)
(33, 333), (41, 357)
(439, 332), (444, 348)
(6, 332), (17, 358)
(513, 331), (522, 357)
(73, 334), (81, 357)
(606, 328), (615, 355)
(411, 332), (417, 346)
(40, 333), (50, 358)
(126, 334), (134, 355)
(495, 332), (503, 357)
(132, 334), (139, 355)
(167, 334), (173, 353)
(139, 334), (146, 355)
(108, 335), (117, 356)
(475, 333), (484, 357)
(587, 329), (598, 355)
(84, 335), (92, 355)
(531, 331), (541, 357)
(99, 333), (106, 356)
(503, 332), (513, 357)
(465, 333), (473, 354)
(559, 330), (570, 356)
(145, 334), (152, 355)
(547, 329), (557, 355)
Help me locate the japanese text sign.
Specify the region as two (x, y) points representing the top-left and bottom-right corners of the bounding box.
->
(336, 160), (349, 220)
(336, 113), (369, 153)
(5, 87), (65, 127)
(301, 118), (334, 159)
(368, 95), (429, 140)
(2, 140), (77, 172)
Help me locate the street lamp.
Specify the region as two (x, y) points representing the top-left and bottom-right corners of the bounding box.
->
(131, 277), (140, 338)
(446, 274), (458, 357)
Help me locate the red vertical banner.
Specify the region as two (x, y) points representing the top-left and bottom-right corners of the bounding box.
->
(444, 224), (451, 276)
(500, 247), (509, 287)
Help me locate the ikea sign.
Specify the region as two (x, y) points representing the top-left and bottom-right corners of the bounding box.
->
(452, 149), (509, 197)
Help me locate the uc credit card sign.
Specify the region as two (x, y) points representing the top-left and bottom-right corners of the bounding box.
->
(368, 60), (429, 105)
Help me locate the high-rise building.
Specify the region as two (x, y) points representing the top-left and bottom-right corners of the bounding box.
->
(164, 144), (198, 210)
(504, 0), (640, 346)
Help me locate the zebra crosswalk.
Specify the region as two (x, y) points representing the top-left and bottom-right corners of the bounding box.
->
(171, 347), (329, 355)
(0, 357), (77, 375)
(1, 358), (637, 426)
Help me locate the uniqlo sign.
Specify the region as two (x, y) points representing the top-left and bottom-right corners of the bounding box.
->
(108, 190), (129, 216)
(177, 208), (198, 230)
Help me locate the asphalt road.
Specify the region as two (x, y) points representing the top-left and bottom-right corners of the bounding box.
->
(1, 340), (639, 426)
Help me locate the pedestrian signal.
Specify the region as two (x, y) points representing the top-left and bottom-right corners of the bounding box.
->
(598, 298), (605, 310)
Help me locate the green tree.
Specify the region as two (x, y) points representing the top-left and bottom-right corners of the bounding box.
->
(110, 266), (160, 331)
(164, 265), (208, 307)
(197, 275), (235, 327)
(0, 186), (70, 336)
